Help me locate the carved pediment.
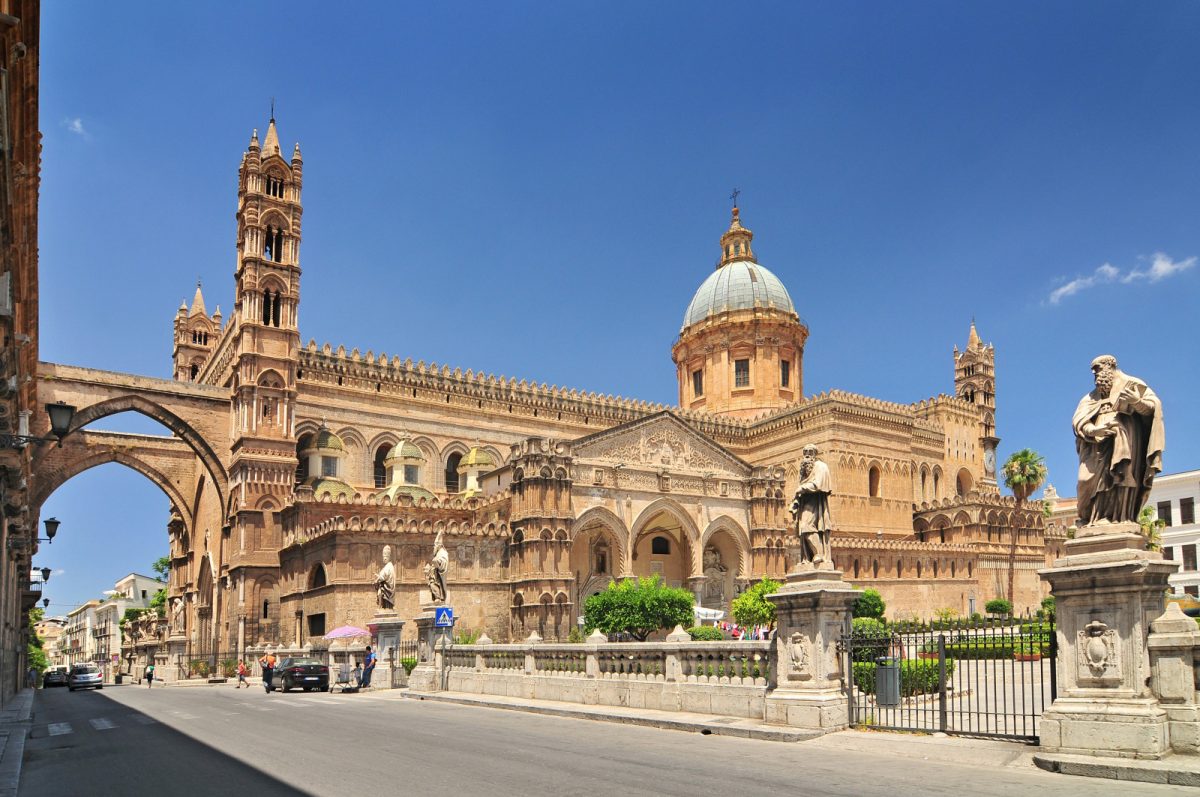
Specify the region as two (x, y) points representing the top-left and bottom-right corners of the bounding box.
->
(572, 411), (750, 477)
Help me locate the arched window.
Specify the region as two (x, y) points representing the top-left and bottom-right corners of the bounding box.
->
(262, 289), (272, 325)
(868, 465), (881, 498)
(373, 445), (391, 488)
(189, 364), (199, 381)
(896, 559), (902, 578)
(933, 469), (942, 500)
(308, 564), (327, 589)
(916, 561), (923, 578)
(651, 536), (670, 555)
(445, 452), (463, 493)
(853, 559), (860, 578)
(872, 560), (879, 578)
(262, 599), (269, 620)
(272, 291), (282, 326)
(295, 434), (313, 482)
(956, 469), (973, 497)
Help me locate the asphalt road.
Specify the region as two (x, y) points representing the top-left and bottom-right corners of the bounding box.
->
(19, 684), (1192, 797)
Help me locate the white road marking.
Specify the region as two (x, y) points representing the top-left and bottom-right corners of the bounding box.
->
(47, 722), (72, 736)
(89, 718), (115, 730)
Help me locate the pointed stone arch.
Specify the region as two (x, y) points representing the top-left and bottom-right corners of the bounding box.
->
(700, 515), (751, 578)
(631, 497), (701, 578)
(49, 394), (230, 517)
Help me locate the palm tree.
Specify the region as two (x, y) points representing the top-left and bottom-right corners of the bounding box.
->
(1002, 449), (1048, 605)
(1137, 505), (1165, 552)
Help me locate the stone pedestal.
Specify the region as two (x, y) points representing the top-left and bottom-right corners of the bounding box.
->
(408, 603), (453, 692)
(1038, 522), (1179, 759)
(763, 566), (861, 733)
(157, 635), (188, 683)
(368, 613), (406, 689)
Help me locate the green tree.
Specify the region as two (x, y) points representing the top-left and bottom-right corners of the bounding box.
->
(583, 576), (694, 641)
(852, 588), (886, 620)
(150, 555), (170, 616)
(1138, 505), (1165, 552)
(27, 607), (47, 674)
(1001, 448), (1047, 604)
(730, 578), (782, 630)
(985, 598), (1012, 617)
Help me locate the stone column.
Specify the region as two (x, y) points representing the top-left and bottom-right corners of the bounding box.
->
(369, 613), (406, 690)
(763, 567), (860, 733)
(1038, 522), (1178, 759)
(158, 635), (188, 683)
(1147, 602), (1200, 754)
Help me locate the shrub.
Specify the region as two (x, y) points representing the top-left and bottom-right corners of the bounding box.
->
(985, 598), (1012, 616)
(583, 575), (694, 641)
(454, 629), (482, 644)
(567, 626), (584, 643)
(687, 625), (725, 641)
(850, 617), (891, 663)
(852, 659), (955, 697)
(853, 589), (886, 620)
(220, 659), (238, 678)
(399, 656), (417, 675)
(1039, 596), (1056, 621)
(731, 578), (782, 629)
(190, 660), (211, 678)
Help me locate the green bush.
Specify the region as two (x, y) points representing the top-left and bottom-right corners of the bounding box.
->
(985, 598), (1012, 616)
(853, 589), (886, 620)
(567, 626), (584, 643)
(454, 629), (482, 644)
(850, 617), (891, 663)
(852, 659), (955, 697)
(220, 659), (238, 678)
(730, 578), (782, 629)
(583, 575), (694, 641)
(399, 656), (418, 675)
(935, 640), (1048, 659)
(190, 660), (211, 678)
(1038, 596), (1056, 621)
(686, 625), (725, 641)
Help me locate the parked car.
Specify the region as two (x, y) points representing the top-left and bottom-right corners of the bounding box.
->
(277, 657), (329, 692)
(68, 663), (103, 692)
(43, 668), (69, 688)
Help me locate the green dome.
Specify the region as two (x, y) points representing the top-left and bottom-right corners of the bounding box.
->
(460, 447), (495, 469)
(312, 426), (344, 452)
(385, 440), (424, 462)
(377, 482), (435, 502)
(308, 477), (355, 499)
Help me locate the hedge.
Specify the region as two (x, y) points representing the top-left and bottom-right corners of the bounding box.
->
(687, 626), (725, 641)
(925, 640), (1048, 659)
(852, 659), (955, 697)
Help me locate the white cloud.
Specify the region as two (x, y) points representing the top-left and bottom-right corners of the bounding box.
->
(1122, 252), (1197, 284)
(53, 569), (66, 576)
(63, 117), (87, 137)
(1047, 253), (1195, 304)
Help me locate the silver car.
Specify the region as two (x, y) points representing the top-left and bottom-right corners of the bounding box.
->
(68, 663), (103, 691)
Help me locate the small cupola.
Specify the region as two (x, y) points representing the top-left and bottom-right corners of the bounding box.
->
(717, 206), (755, 268)
(299, 423), (354, 499)
(457, 446), (497, 497)
(378, 438), (435, 501)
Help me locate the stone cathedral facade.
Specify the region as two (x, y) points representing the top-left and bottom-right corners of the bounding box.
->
(163, 117), (1048, 650)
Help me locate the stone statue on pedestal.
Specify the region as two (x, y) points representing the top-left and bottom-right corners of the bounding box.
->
(374, 544), (396, 610)
(170, 597), (184, 635)
(424, 530), (449, 604)
(790, 444), (834, 569)
(1073, 355), (1164, 527)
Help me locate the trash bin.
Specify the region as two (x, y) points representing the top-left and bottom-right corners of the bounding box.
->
(875, 657), (900, 707)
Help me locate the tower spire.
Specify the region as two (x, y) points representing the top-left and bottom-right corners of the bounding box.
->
(263, 115), (281, 156)
(967, 318), (982, 349)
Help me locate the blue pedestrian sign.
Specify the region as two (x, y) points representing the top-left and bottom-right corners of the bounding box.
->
(434, 607), (454, 628)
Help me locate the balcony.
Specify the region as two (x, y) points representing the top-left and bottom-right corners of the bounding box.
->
(20, 581), (42, 612)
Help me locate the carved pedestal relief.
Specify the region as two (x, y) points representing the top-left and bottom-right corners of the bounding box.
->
(1076, 619), (1122, 687)
(788, 631), (812, 680)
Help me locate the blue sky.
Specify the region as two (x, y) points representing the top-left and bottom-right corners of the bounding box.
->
(35, 2), (1200, 615)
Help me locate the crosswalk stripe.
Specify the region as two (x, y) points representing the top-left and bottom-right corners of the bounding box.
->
(89, 718), (115, 730)
(47, 722), (72, 736)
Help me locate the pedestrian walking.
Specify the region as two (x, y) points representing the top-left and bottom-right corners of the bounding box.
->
(259, 652), (277, 693)
(145, 663), (155, 688)
(26, 665), (37, 689)
(236, 660), (248, 688)
(360, 646), (376, 689)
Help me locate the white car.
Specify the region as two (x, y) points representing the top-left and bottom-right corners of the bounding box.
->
(68, 663), (103, 691)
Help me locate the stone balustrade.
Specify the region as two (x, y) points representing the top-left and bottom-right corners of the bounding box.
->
(434, 634), (773, 720)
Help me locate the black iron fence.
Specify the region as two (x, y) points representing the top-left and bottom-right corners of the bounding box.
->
(840, 613), (1055, 742)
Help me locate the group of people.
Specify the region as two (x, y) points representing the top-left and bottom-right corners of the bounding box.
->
(252, 647), (377, 692)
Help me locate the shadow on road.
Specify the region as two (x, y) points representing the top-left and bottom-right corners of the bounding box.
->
(21, 688), (316, 797)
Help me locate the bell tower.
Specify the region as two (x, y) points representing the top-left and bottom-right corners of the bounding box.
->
(229, 115), (304, 508)
(953, 320), (999, 490)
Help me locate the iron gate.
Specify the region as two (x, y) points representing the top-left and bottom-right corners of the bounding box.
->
(840, 614), (1056, 742)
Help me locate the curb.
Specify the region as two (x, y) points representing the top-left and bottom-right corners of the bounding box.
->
(1034, 752), (1200, 787)
(405, 691), (818, 742)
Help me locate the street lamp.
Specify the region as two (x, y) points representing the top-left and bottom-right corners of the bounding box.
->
(39, 566), (50, 582)
(43, 517), (59, 542)
(41, 598), (48, 609)
(0, 402), (75, 448)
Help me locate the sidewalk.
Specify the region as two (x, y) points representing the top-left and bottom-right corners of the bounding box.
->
(0, 690), (34, 797)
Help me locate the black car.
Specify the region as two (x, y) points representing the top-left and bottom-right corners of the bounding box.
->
(42, 669), (68, 688)
(277, 657), (329, 692)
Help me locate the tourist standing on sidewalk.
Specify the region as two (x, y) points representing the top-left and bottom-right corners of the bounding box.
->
(259, 652), (277, 693)
(145, 663), (155, 688)
(360, 646), (376, 689)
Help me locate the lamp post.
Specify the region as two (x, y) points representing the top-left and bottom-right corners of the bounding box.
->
(0, 402), (75, 448)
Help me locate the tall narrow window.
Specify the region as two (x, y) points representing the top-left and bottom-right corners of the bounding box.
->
(1159, 501), (1173, 527)
(780, 359), (790, 388)
(264, 227), (274, 259)
(373, 445), (390, 488)
(1181, 497), (1195, 526)
(1184, 545), (1197, 571)
(189, 364), (198, 381)
(262, 599), (269, 620)
(868, 465), (881, 498)
(262, 290), (272, 325)
(692, 369), (703, 397)
(404, 464), (419, 484)
(272, 291), (282, 327)
(445, 452), (463, 493)
(734, 358), (750, 388)
(321, 456), (337, 478)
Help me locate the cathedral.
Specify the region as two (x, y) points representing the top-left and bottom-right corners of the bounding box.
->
(161, 117), (1050, 651)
